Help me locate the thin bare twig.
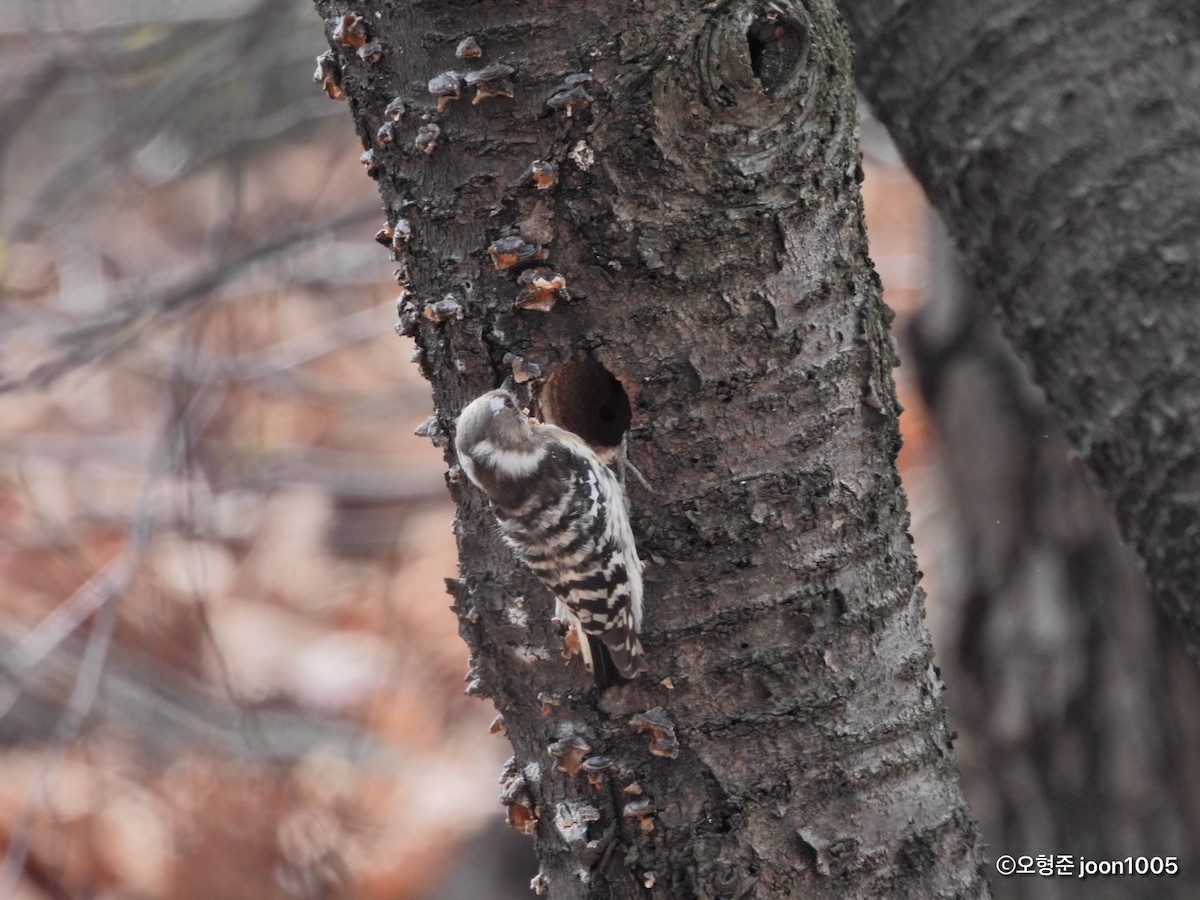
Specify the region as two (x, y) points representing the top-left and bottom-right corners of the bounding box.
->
(0, 201), (380, 395)
(0, 559), (127, 900)
(0, 555), (132, 726)
(0, 322), (227, 897)
(7, 0), (318, 237)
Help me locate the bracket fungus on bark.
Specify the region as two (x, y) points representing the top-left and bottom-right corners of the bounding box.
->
(487, 236), (545, 270)
(466, 64), (516, 104)
(623, 797), (656, 834)
(394, 289), (412, 317)
(330, 12), (367, 49)
(423, 296), (464, 324)
(357, 40), (383, 64)
(500, 770), (540, 836)
(515, 268), (568, 312)
(554, 617), (582, 662)
(455, 35), (482, 59)
(383, 97), (406, 120)
(428, 72), (462, 111)
(520, 159), (559, 191)
(395, 307), (419, 338)
(414, 123), (441, 155)
(629, 708), (680, 759)
(502, 352), (543, 384)
(547, 735), (592, 776)
(313, 51), (346, 101)
(547, 85), (592, 117)
(414, 415), (449, 447)
(580, 756), (616, 790)
(391, 218), (413, 247)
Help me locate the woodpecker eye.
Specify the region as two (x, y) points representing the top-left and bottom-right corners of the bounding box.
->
(503, 397), (514, 409)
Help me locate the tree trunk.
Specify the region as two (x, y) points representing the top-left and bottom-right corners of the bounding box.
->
(911, 219), (1200, 898)
(313, 1), (987, 895)
(838, 0), (1200, 663)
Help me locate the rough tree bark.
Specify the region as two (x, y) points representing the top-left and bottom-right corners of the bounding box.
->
(313, 1), (987, 896)
(911, 223), (1200, 898)
(837, 0), (1200, 663)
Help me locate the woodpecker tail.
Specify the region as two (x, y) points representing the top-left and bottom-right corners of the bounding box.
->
(601, 631), (646, 683)
(578, 627), (641, 689)
(588, 634), (620, 689)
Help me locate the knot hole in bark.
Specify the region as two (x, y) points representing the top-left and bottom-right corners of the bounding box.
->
(538, 359), (631, 456)
(747, 10), (808, 99)
(693, 1), (815, 116)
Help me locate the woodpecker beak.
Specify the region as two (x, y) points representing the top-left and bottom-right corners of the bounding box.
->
(499, 372), (516, 393)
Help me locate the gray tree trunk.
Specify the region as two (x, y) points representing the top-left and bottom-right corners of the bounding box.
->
(313, 1), (987, 895)
(838, 0), (1200, 664)
(911, 220), (1200, 899)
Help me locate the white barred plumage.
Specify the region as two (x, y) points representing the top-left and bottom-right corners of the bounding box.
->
(454, 388), (645, 687)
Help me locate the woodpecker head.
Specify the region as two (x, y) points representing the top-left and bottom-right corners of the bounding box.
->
(454, 389), (544, 489)
(456, 389), (530, 446)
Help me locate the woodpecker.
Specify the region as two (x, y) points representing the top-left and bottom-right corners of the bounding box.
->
(454, 388), (645, 687)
